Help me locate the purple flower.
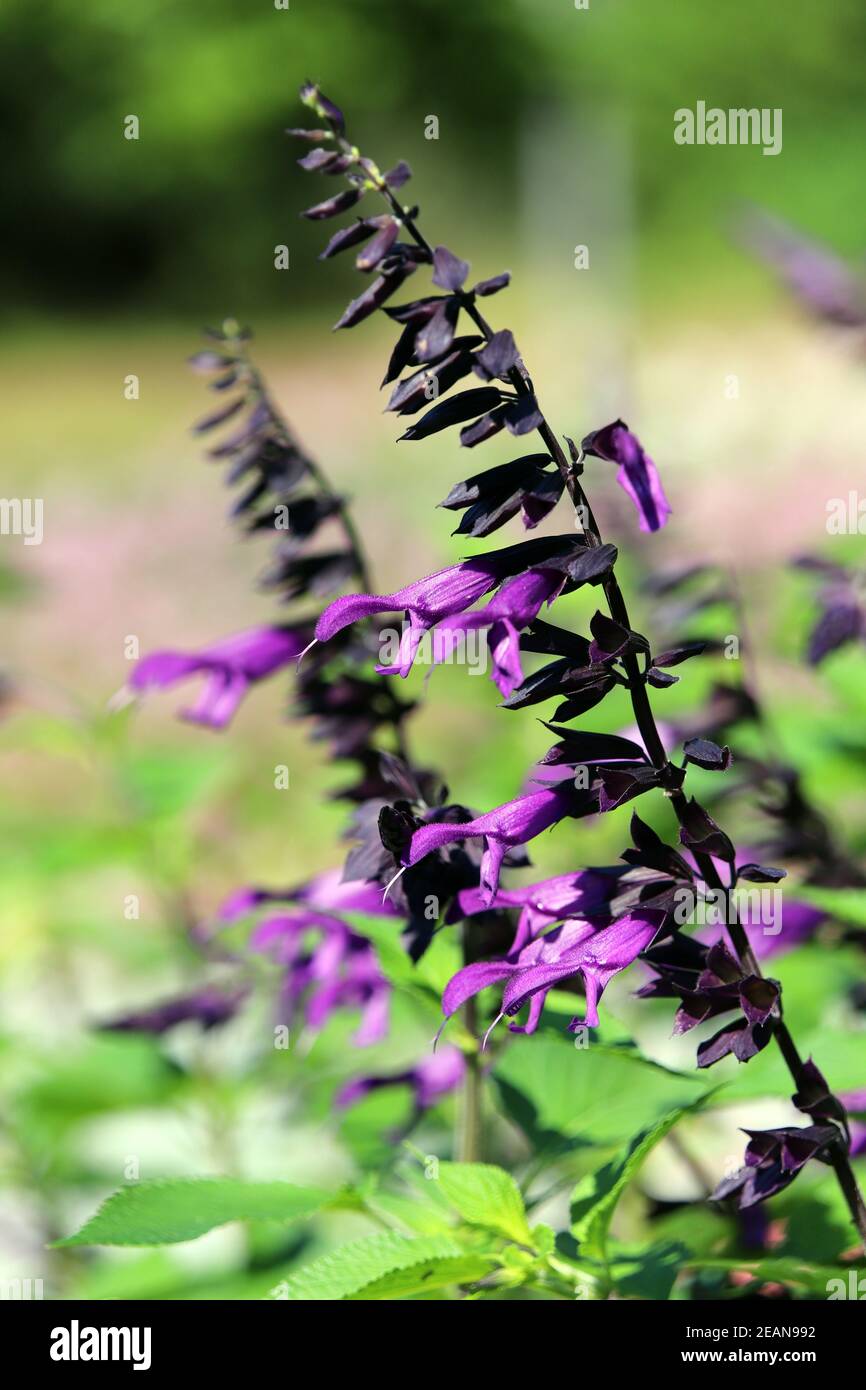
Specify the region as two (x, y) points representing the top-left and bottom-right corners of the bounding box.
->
(314, 537), (582, 677)
(581, 420), (671, 533)
(457, 865), (643, 952)
(336, 1045), (466, 1112)
(218, 869), (397, 924)
(252, 911), (391, 1047)
(129, 626), (307, 729)
(794, 557), (866, 665)
(403, 784), (585, 902)
(381, 567), (566, 696)
(100, 986), (245, 1035)
(742, 209), (866, 329)
(712, 1124), (840, 1209)
(442, 907), (665, 1039)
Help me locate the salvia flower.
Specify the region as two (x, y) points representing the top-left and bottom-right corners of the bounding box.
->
(390, 566), (567, 697)
(251, 909), (390, 1047)
(794, 556), (866, 665)
(581, 419), (672, 533)
(442, 907), (666, 1039)
(403, 783), (589, 902)
(336, 1045), (466, 1113)
(314, 537), (580, 679)
(457, 865), (645, 953)
(129, 626), (308, 729)
(100, 986), (245, 1035)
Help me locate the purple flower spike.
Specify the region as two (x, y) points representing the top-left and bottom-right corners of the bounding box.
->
(336, 1045), (466, 1112)
(130, 626), (307, 729)
(404, 784), (583, 902)
(582, 420), (672, 533)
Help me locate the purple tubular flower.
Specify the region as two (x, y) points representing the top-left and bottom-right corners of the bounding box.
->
(742, 209), (866, 328)
(380, 567), (566, 696)
(100, 986), (245, 1035)
(712, 1124), (840, 1209)
(314, 538), (581, 678)
(336, 1045), (466, 1111)
(442, 907), (665, 1039)
(404, 785), (582, 902)
(457, 866), (638, 953)
(252, 910), (390, 1047)
(218, 869), (398, 924)
(581, 420), (672, 533)
(315, 557), (508, 677)
(129, 626), (307, 729)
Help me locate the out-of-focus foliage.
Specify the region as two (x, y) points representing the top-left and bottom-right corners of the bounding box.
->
(3, 0), (866, 313)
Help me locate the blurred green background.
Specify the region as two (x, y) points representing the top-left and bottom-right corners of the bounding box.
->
(2, 0), (865, 1298)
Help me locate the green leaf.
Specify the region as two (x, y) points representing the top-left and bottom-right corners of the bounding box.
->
(571, 1097), (713, 1264)
(493, 1036), (709, 1151)
(435, 1161), (533, 1245)
(276, 1233), (470, 1300)
(55, 1179), (331, 1247)
(348, 1254), (495, 1299)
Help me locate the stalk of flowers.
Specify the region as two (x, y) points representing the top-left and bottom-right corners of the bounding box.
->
(117, 326), (497, 1131)
(291, 82), (866, 1242)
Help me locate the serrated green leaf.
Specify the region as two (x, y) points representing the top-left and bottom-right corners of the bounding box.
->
(278, 1233), (467, 1300)
(571, 1096), (713, 1264)
(348, 1254), (495, 1299)
(55, 1179), (331, 1247)
(435, 1161), (533, 1245)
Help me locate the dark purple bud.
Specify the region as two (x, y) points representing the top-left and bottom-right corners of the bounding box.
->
(474, 330), (519, 382)
(319, 218), (384, 260)
(386, 347), (476, 415)
(808, 601), (864, 665)
(653, 642), (708, 667)
(414, 299), (460, 361)
(334, 270), (410, 330)
(504, 395), (543, 436)
(677, 797), (736, 863)
(297, 147), (343, 172)
(188, 350), (233, 373)
(399, 387), (503, 442)
(356, 218), (400, 271)
(540, 728), (646, 765)
(562, 543), (618, 586)
(683, 737), (732, 771)
(647, 668), (679, 688)
(738, 863), (786, 883)
(299, 82), (345, 135)
(473, 272), (510, 296)
(432, 245), (470, 291)
(301, 187), (363, 220)
(384, 161), (412, 189)
(191, 398), (245, 434)
(589, 611), (637, 663)
(460, 405), (509, 448)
